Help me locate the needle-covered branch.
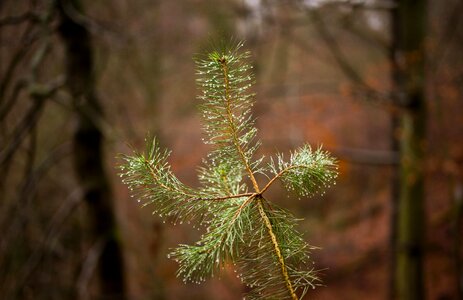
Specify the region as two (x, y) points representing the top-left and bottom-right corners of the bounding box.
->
(171, 194), (256, 283)
(236, 198), (320, 300)
(119, 138), (204, 221)
(197, 41), (264, 191)
(268, 145), (338, 197)
(119, 138), (257, 221)
(119, 42), (338, 299)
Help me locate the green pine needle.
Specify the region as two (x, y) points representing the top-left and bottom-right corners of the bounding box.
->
(118, 41), (338, 300)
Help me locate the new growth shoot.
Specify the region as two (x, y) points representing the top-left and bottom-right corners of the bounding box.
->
(119, 41), (338, 299)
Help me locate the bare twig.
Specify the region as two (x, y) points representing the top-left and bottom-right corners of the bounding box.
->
(429, 0), (463, 73)
(0, 38), (52, 122)
(4, 190), (82, 297)
(302, 8), (399, 109)
(300, 0), (397, 11)
(59, 0), (129, 44)
(0, 79), (27, 122)
(77, 239), (104, 300)
(310, 10), (373, 88)
(339, 13), (389, 53)
(0, 96), (44, 167)
(0, 23), (35, 103)
(0, 76), (65, 169)
(0, 11), (41, 27)
(0, 142), (72, 267)
(328, 145), (399, 165)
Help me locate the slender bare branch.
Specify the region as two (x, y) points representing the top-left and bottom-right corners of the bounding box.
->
(300, 0), (397, 11)
(0, 23), (35, 103)
(0, 77), (64, 169)
(0, 79), (27, 122)
(60, 0), (128, 43)
(0, 11), (40, 27)
(306, 8), (395, 106)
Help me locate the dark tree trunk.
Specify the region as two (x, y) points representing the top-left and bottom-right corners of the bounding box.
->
(389, 116), (400, 300)
(388, 3), (400, 299)
(395, 0), (427, 299)
(57, 0), (127, 298)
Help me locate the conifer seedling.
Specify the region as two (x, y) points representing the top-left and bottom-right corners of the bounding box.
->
(119, 42), (337, 299)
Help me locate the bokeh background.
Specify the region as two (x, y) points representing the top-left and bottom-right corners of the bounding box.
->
(1, 0), (462, 299)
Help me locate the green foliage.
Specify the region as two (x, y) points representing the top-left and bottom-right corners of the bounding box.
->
(119, 41), (338, 299)
(197, 42), (264, 182)
(269, 145), (338, 198)
(119, 139), (205, 222)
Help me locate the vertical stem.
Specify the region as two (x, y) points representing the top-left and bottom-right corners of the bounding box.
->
(220, 61), (260, 193)
(256, 197), (298, 300)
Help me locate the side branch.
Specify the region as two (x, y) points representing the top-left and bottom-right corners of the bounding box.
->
(143, 155), (254, 202)
(260, 165), (311, 195)
(142, 157), (195, 198)
(194, 193), (256, 202)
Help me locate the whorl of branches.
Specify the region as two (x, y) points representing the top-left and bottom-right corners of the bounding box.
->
(119, 41), (337, 300)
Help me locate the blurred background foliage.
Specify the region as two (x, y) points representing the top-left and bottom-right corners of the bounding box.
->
(0, 0), (462, 299)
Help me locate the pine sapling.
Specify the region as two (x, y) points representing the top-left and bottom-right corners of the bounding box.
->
(118, 41), (338, 299)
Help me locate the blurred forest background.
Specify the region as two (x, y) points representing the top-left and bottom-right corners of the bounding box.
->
(1, 0), (462, 299)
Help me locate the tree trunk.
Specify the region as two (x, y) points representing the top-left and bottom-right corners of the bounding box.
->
(395, 0), (427, 299)
(57, 0), (127, 298)
(388, 3), (400, 299)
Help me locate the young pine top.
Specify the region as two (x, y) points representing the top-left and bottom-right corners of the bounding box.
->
(119, 41), (337, 300)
